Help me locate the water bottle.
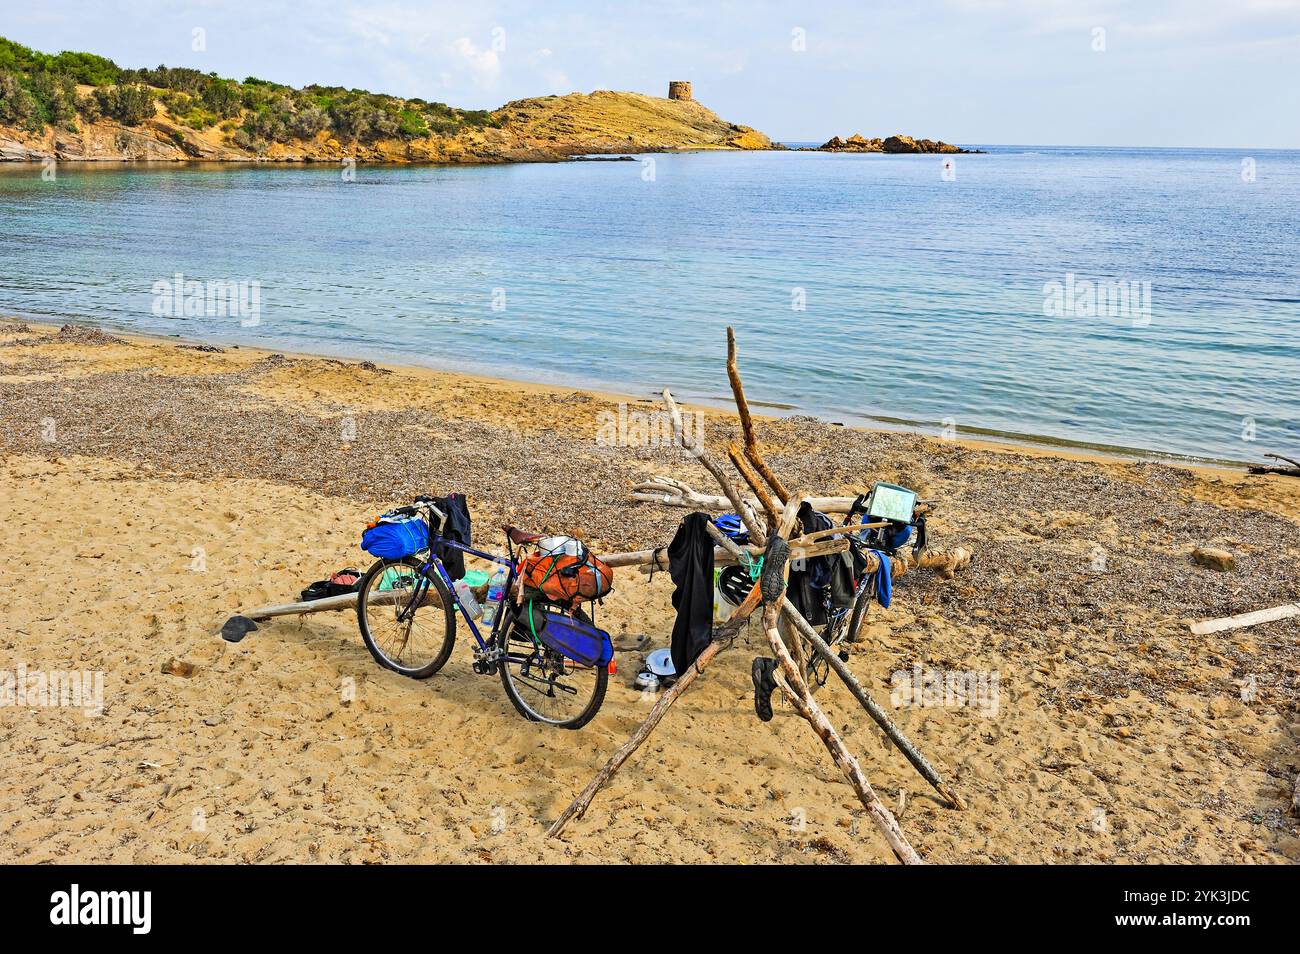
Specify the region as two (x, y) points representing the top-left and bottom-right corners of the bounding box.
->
(453, 580), (483, 620)
(482, 566), (508, 626)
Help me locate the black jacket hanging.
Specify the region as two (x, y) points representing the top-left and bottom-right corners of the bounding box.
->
(430, 493), (472, 581)
(668, 512), (715, 675)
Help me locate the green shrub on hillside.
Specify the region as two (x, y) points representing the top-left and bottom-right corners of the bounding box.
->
(397, 108), (429, 138)
(75, 93), (101, 123)
(0, 65), (78, 130)
(93, 84), (155, 125)
(0, 37), (121, 86)
(121, 64), (206, 95)
(51, 50), (121, 86)
(0, 34), (498, 144)
(199, 78), (242, 118)
(288, 105), (327, 139)
(27, 70), (78, 127)
(161, 90), (218, 130)
(0, 69), (37, 127)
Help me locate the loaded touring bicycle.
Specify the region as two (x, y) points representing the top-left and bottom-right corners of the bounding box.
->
(356, 496), (615, 729)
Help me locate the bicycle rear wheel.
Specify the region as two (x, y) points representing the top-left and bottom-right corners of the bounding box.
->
(496, 604), (607, 729)
(356, 557), (455, 678)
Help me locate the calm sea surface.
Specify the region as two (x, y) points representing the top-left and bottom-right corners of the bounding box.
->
(2, 146), (1297, 462)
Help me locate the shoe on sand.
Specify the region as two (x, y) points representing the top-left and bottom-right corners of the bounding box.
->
(752, 657), (777, 722)
(221, 615), (258, 643)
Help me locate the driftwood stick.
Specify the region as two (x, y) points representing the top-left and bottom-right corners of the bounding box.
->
(772, 492), (810, 676)
(727, 443), (780, 527)
(709, 514), (828, 680)
(726, 326), (791, 504)
(760, 580), (921, 862)
(1189, 601), (1300, 636)
(546, 580), (764, 838)
(548, 508), (777, 838)
(777, 492), (807, 539)
(778, 597), (965, 809)
(787, 522), (887, 547)
(663, 388), (767, 547)
(635, 478), (934, 518)
(1247, 452), (1300, 476)
(236, 586), (422, 622)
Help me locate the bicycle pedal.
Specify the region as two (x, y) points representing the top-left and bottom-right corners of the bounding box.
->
(838, 649), (850, 662)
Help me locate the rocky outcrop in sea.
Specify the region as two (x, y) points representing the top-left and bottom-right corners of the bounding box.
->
(811, 134), (980, 154)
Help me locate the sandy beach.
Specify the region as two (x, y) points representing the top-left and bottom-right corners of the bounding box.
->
(1, 318), (1297, 864)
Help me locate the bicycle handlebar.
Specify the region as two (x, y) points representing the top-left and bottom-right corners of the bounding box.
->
(406, 497), (447, 530)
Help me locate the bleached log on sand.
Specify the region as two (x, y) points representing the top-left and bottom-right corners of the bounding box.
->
(634, 478), (867, 516)
(1189, 602), (1300, 636)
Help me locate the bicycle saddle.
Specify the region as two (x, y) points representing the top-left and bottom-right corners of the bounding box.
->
(504, 525), (544, 544)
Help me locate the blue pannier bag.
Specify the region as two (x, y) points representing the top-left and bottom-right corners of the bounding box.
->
(361, 514), (429, 559)
(522, 603), (613, 668)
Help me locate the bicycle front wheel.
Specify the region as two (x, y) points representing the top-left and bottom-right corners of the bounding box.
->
(356, 557), (455, 678)
(496, 605), (607, 729)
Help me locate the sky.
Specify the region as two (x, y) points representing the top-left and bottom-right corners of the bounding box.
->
(3, 0), (1298, 148)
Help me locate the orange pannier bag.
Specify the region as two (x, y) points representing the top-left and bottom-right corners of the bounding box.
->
(520, 536), (614, 606)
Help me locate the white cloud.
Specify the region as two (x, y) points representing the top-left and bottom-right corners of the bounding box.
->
(450, 36), (502, 86)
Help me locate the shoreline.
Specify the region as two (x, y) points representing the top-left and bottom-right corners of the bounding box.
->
(2, 315), (1259, 476)
(0, 144), (769, 167)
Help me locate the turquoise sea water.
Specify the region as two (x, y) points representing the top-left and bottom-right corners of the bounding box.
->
(1, 146), (1297, 462)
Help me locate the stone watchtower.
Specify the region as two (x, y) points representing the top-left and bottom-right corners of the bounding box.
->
(667, 81), (692, 102)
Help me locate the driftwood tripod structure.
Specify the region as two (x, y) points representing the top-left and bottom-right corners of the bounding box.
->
(547, 329), (971, 863)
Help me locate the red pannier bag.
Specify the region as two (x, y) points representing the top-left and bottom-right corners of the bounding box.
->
(519, 536), (613, 606)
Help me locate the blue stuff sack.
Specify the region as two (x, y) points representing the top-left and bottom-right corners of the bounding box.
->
(712, 512), (749, 544)
(522, 603), (613, 668)
(361, 514), (429, 559)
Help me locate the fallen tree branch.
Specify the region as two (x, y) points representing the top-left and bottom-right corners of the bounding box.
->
(634, 476), (933, 520)
(727, 326), (791, 504)
(727, 442), (780, 527)
(229, 540), (969, 636)
(1248, 452), (1300, 477)
(1189, 601), (1300, 636)
(663, 388), (766, 546)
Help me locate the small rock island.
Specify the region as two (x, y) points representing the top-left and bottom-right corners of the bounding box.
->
(810, 134), (981, 154)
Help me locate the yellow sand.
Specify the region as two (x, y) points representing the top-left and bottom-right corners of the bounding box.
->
(1, 327), (1297, 864)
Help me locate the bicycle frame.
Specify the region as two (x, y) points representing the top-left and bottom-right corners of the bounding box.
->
(410, 535), (516, 652)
